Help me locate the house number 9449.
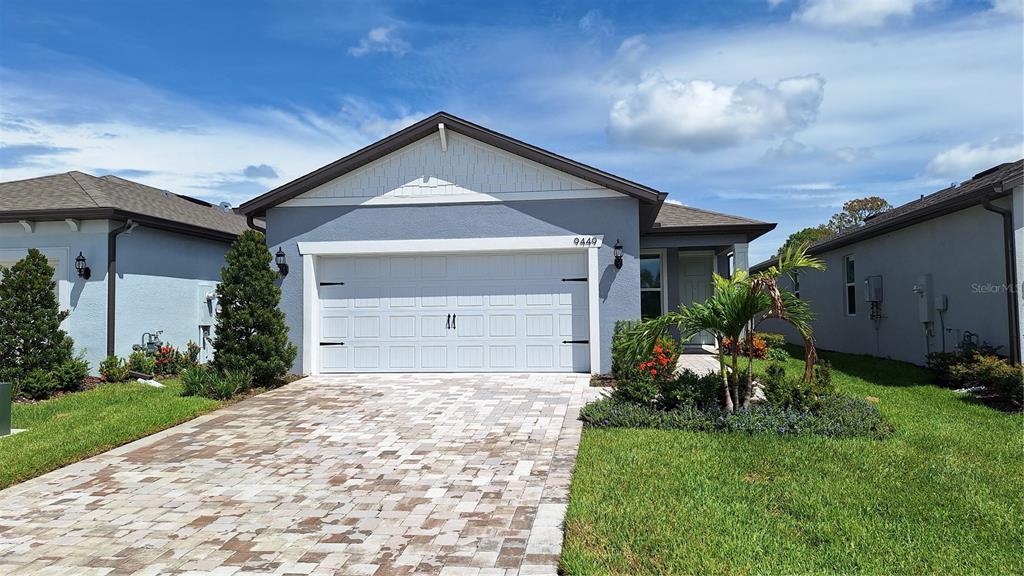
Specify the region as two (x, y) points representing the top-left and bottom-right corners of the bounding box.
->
(573, 237), (599, 247)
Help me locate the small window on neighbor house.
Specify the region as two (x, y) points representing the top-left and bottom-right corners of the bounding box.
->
(844, 255), (856, 315)
(793, 272), (800, 299)
(640, 253), (663, 318)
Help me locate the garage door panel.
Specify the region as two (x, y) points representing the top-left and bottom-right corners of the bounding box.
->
(318, 251), (589, 373)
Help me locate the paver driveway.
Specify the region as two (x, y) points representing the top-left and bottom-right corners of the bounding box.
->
(0, 373), (598, 575)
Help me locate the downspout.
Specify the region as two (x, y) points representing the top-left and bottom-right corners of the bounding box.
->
(106, 220), (134, 356)
(246, 215), (266, 234)
(981, 185), (1020, 364)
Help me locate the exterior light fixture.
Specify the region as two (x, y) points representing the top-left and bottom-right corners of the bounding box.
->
(275, 247), (289, 277)
(613, 239), (624, 270)
(74, 251), (91, 280)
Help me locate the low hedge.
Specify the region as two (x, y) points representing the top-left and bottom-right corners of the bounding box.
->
(580, 394), (894, 439)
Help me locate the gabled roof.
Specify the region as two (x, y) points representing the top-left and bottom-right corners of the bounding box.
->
(648, 201), (776, 240)
(239, 111), (668, 227)
(751, 159), (1024, 271)
(0, 171), (250, 241)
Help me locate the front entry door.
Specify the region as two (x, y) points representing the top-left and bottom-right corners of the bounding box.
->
(678, 253), (714, 346)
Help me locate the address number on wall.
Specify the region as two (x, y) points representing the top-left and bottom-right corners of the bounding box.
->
(573, 237), (600, 247)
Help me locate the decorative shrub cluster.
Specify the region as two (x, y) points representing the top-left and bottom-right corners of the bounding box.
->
(180, 365), (253, 400)
(758, 332), (788, 350)
(0, 250), (89, 400)
(721, 333), (768, 359)
(580, 394), (894, 439)
(927, 344), (1021, 409)
(611, 337), (680, 405)
(762, 360), (834, 411)
(101, 340), (200, 382)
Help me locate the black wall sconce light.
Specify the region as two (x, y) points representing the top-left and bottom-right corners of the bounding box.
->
(613, 239), (624, 270)
(275, 247), (289, 277)
(74, 251), (91, 280)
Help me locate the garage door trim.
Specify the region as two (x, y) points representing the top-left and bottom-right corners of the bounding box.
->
(297, 235), (602, 375)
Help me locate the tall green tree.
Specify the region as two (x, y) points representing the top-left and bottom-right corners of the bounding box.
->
(777, 196), (892, 256)
(213, 230), (296, 385)
(777, 225), (831, 257)
(0, 249), (73, 382)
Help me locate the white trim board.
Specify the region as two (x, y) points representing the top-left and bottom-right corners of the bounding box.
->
(297, 235), (603, 256)
(298, 234), (603, 375)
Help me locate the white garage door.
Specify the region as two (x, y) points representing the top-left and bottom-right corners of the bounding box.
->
(317, 251), (589, 372)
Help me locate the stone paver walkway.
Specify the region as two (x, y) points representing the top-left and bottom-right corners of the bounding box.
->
(0, 373), (598, 575)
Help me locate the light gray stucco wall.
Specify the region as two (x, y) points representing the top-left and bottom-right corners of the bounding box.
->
(0, 219), (111, 371)
(1014, 185), (1024, 362)
(266, 197), (641, 374)
(763, 201), (1011, 365)
(115, 226), (229, 362)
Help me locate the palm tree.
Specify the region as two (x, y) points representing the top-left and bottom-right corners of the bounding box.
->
(622, 245), (825, 412)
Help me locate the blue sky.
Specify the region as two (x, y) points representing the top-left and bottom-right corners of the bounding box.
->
(1, 0), (1022, 262)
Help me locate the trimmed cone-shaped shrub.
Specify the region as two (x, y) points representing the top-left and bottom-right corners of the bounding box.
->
(213, 230), (296, 386)
(0, 249), (73, 383)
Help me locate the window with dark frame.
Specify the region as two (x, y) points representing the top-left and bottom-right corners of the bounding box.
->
(793, 272), (800, 299)
(844, 255), (856, 315)
(640, 253), (663, 318)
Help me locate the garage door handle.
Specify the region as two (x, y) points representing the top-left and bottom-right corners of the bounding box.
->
(563, 340), (589, 344)
(562, 277), (587, 282)
(319, 342), (345, 346)
(446, 314), (451, 329)
(319, 281), (345, 286)
(452, 314), (456, 329)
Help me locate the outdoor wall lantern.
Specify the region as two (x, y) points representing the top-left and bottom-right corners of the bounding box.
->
(74, 251), (91, 280)
(613, 239), (624, 270)
(275, 247), (289, 277)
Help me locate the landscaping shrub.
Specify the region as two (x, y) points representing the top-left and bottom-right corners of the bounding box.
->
(16, 369), (57, 401)
(760, 360), (834, 411)
(926, 343), (1004, 387)
(658, 369), (721, 410)
(766, 347), (790, 362)
(51, 355), (90, 392)
(759, 332), (787, 350)
(721, 333), (768, 359)
(213, 230), (296, 386)
(611, 337), (679, 405)
(181, 366), (253, 400)
(580, 395), (893, 439)
(154, 345), (186, 375)
(950, 355), (1023, 409)
(99, 356), (131, 383)
(0, 249), (74, 383)
(128, 351), (156, 375)
(184, 340), (201, 367)
(610, 319), (641, 380)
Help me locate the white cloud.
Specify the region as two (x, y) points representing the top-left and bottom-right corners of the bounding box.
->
(614, 35), (648, 62)
(793, 0), (932, 28)
(608, 74), (825, 151)
(348, 26), (410, 57)
(925, 135), (1023, 179)
(0, 66), (423, 204)
(990, 0), (1023, 16)
(579, 9), (614, 37)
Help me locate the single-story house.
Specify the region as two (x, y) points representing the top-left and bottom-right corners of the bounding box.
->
(753, 159), (1023, 366)
(240, 112), (775, 375)
(0, 172), (250, 371)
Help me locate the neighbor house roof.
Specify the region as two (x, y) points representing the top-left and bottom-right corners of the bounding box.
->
(647, 202), (776, 240)
(0, 171), (250, 241)
(751, 159), (1024, 271)
(239, 111), (669, 228)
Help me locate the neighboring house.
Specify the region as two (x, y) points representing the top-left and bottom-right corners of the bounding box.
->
(753, 160), (1023, 366)
(240, 112), (775, 375)
(0, 172), (250, 371)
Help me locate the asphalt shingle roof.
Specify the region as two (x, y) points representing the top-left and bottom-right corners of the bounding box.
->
(651, 201), (773, 230)
(0, 171), (250, 236)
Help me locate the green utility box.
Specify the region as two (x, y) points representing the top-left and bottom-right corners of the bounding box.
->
(0, 382), (10, 436)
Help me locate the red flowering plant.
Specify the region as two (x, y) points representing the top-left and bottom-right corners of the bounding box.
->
(153, 345), (182, 375)
(613, 336), (680, 405)
(721, 333), (768, 359)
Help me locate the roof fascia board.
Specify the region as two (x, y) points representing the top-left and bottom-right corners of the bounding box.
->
(0, 208), (238, 243)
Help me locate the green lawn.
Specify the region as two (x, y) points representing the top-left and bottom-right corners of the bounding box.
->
(562, 350), (1024, 575)
(0, 380), (222, 489)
